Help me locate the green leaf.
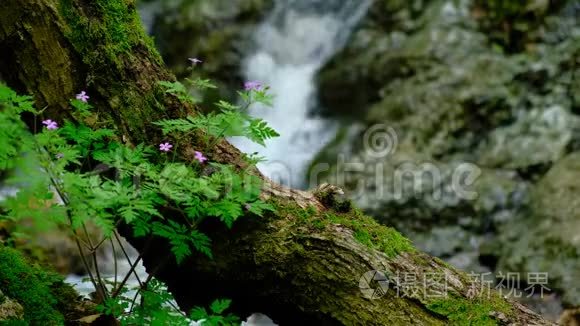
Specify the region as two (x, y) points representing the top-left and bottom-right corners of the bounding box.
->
(252, 89), (274, 107)
(246, 200), (275, 217)
(215, 100), (240, 111)
(188, 78), (218, 90)
(206, 200), (243, 228)
(210, 299), (232, 315)
(153, 118), (196, 135)
(246, 118), (279, 146)
(158, 80), (197, 104)
(190, 307), (209, 321)
(190, 230), (212, 258)
(70, 99), (92, 117)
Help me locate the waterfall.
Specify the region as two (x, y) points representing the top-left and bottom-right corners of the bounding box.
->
(231, 0), (372, 188)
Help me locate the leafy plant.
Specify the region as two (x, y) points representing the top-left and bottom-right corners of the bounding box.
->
(158, 80), (197, 104)
(155, 79), (278, 148)
(0, 66), (277, 323)
(190, 298), (240, 326)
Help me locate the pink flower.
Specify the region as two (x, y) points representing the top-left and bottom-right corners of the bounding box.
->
(194, 151), (207, 163)
(244, 81), (262, 91)
(159, 142), (173, 152)
(188, 58), (203, 65)
(76, 91), (89, 102)
(42, 119), (58, 130)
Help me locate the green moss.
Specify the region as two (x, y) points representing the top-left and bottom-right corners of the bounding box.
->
(0, 246), (78, 325)
(322, 209), (414, 258)
(305, 205), (317, 216)
(311, 219), (326, 230)
(57, 0), (174, 146)
(475, 0), (531, 21)
(473, 0), (559, 51)
(426, 294), (513, 326)
(0, 321), (27, 326)
(60, 0), (161, 68)
(272, 201), (317, 221)
(273, 201), (414, 258)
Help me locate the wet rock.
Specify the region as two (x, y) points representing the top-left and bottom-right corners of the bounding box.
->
(478, 105), (577, 169)
(489, 152), (580, 306)
(314, 131), (529, 271)
(312, 0), (580, 314)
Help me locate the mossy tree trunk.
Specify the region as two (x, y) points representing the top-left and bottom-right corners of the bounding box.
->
(0, 0), (554, 324)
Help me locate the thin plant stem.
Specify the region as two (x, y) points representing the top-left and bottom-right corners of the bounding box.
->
(90, 236), (109, 254)
(112, 255), (143, 298)
(45, 169), (100, 298)
(82, 222), (109, 300)
(112, 236), (154, 298)
(113, 231), (143, 287)
(110, 238), (118, 290)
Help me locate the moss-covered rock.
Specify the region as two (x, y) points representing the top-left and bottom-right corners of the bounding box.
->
(478, 105), (577, 169)
(426, 293), (514, 326)
(312, 0), (580, 315)
(0, 246), (85, 325)
(472, 0), (567, 52)
(487, 152), (580, 306)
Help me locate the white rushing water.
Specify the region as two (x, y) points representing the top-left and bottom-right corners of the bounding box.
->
(231, 0), (372, 188)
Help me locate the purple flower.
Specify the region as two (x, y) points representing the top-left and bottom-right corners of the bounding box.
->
(76, 91), (89, 102)
(159, 142), (173, 152)
(42, 119), (58, 130)
(244, 81), (262, 91)
(194, 151), (207, 163)
(188, 58), (203, 65)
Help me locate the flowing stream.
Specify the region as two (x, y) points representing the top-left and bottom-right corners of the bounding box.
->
(231, 0), (372, 188)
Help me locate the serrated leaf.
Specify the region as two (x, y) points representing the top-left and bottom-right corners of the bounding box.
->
(210, 299), (232, 315)
(190, 307), (209, 321)
(188, 78), (217, 90)
(247, 118), (279, 146)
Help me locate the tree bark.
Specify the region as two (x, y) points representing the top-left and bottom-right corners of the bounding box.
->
(0, 0), (554, 325)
